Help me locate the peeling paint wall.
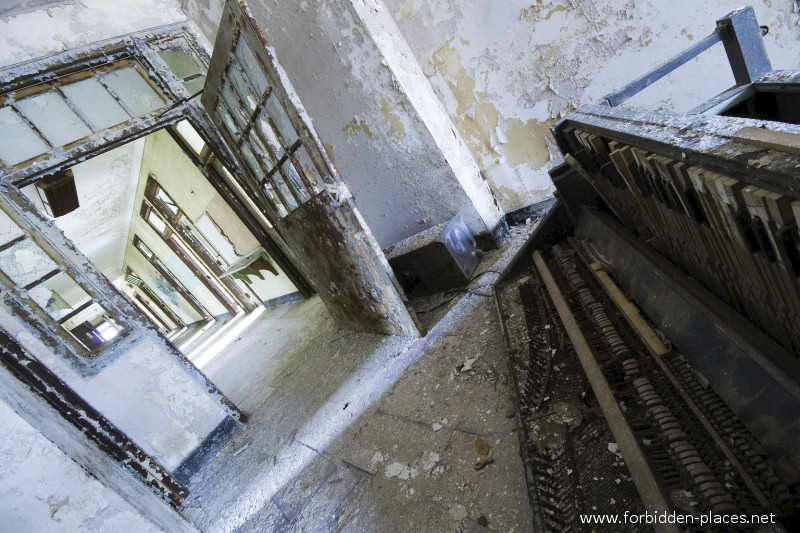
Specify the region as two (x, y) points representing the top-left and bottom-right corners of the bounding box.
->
(185, 0), (501, 247)
(0, 301), (227, 471)
(202, 195), (298, 302)
(0, 0), (187, 67)
(125, 130), (230, 318)
(21, 139), (145, 285)
(123, 129), (297, 311)
(383, 0), (800, 212)
(0, 397), (162, 532)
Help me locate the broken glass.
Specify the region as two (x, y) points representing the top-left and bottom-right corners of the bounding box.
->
(265, 92), (299, 146)
(0, 238), (59, 287)
(234, 39), (269, 96)
(28, 271), (91, 321)
(294, 145), (327, 190)
(256, 110), (284, 160)
(0, 207), (25, 245)
(240, 142), (267, 181)
(221, 81), (248, 132)
(270, 169), (299, 212)
(227, 64), (256, 111)
(215, 102), (239, 140)
(248, 130), (275, 173)
(281, 160), (310, 203)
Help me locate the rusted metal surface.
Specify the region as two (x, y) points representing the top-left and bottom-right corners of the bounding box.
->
(0, 327), (189, 507)
(202, 0), (420, 336)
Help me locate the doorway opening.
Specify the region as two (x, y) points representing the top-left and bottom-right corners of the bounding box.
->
(18, 120), (303, 370)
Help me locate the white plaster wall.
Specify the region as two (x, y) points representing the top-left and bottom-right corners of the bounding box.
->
(125, 248), (202, 325)
(383, 0), (800, 212)
(203, 195), (299, 302)
(185, 0), (501, 247)
(0, 398), (161, 532)
(0, 303), (228, 471)
(22, 138), (145, 283)
(0, 0), (187, 67)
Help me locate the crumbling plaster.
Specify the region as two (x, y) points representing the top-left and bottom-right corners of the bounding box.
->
(0, 301), (227, 471)
(185, 0), (502, 247)
(0, 398), (161, 532)
(383, 0), (800, 211)
(22, 138), (145, 285)
(0, 0), (188, 67)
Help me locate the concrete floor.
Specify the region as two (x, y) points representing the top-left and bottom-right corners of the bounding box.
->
(178, 224), (537, 533)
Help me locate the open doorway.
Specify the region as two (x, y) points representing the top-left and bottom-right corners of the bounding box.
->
(19, 121), (303, 368)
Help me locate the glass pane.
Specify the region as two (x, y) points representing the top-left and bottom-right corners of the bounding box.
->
(234, 39), (269, 96)
(16, 91), (92, 147)
(0, 238), (58, 287)
(270, 170), (298, 212)
(256, 110), (284, 160)
(174, 120), (205, 156)
(262, 181), (288, 218)
(0, 107), (50, 166)
(61, 78), (130, 131)
(154, 188), (178, 216)
(227, 65), (257, 111)
(249, 130), (274, 173)
(158, 48), (201, 79)
(184, 77), (205, 101)
(215, 102), (238, 140)
(0, 208), (24, 245)
(240, 141), (266, 180)
(28, 271), (91, 321)
(265, 92), (298, 146)
(148, 210), (167, 233)
(281, 160), (310, 203)
(136, 240), (154, 259)
(221, 81), (248, 131)
(102, 67), (164, 116)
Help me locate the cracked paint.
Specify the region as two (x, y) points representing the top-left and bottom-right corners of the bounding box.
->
(386, 0), (800, 211)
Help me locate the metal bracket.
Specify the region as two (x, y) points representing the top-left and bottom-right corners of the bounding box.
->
(602, 6), (770, 107)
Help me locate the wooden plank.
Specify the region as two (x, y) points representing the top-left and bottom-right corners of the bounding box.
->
(532, 250), (677, 530)
(733, 127), (800, 156)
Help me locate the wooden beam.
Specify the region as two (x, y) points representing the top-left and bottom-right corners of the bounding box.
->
(532, 250), (678, 530)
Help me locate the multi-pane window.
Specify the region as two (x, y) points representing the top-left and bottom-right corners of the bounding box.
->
(211, 33), (331, 220)
(0, 205), (125, 356)
(0, 61), (167, 171)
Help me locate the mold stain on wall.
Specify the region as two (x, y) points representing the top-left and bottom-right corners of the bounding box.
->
(386, 0), (800, 212)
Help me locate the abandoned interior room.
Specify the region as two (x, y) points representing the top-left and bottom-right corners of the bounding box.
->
(1, 0), (800, 531)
